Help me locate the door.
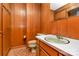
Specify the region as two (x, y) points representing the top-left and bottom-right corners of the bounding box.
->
(0, 4), (2, 33)
(0, 4), (2, 56)
(3, 6), (11, 56)
(0, 34), (2, 56)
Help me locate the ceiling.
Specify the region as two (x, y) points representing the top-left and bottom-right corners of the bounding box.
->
(50, 3), (68, 10)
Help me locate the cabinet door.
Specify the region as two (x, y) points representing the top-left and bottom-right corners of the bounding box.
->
(3, 7), (11, 56)
(36, 39), (40, 56)
(58, 53), (64, 56)
(55, 10), (68, 20)
(0, 34), (2, 56)
(39, 47), (49, 56)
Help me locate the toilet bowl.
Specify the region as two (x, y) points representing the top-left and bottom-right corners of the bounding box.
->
(28, 40), (37, 53)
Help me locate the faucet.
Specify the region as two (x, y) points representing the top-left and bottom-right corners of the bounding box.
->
(56, 35), (70, 44)
(56, 35), (63, 39)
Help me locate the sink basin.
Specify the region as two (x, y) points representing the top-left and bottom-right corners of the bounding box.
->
(45, 36), (70, 44)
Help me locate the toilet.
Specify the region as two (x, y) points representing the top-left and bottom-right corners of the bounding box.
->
(28, 40), (37, 53)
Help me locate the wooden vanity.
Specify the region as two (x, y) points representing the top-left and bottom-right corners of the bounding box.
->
(36, 39), (64, 56)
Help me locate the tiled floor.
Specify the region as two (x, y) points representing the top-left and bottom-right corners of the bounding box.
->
(7, 45), (36, 56)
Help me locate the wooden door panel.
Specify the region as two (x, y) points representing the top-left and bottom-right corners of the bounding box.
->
(0, 4), (2, 56)
(0, 34), (2, 56)
(3, 34), (9, 55)
(0, 4), (2, 32)
(3, 8), (10, 34)
(3, 7), (11, 56)
(3, 3), (10, 12)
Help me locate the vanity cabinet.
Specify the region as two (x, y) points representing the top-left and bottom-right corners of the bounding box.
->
(39, 47), (49, 56)
(58, 53), (64, 56)
(37, 39), (64, 56)
(39, 41), (58, 56)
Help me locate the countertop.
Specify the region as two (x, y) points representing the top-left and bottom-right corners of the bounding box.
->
(36, 35), (79, 56)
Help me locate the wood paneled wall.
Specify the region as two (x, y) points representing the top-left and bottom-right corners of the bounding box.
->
(40, 4), (54, 34)
(52, 16), (79, 40)
(11, 3), (41, 47)
(53, 3), (79, 39)
(67, 16), (79, 39)
(26, 4), (40, 43)
(11, 4), (26, 47)
(52, 19), (68, 36)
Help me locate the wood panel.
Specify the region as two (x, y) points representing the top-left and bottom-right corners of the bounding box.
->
(53, 16), (79, 40)
(67, 16), (79, 39)
(11, 4), (26, 47)
(52, 22), (58, 35)
(26, 4), (40, 43)
(56, 19), (68, 37)
(3, 6), (11, 56)
(40, 4), (54, 34)
(52, 16), (79, 40)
